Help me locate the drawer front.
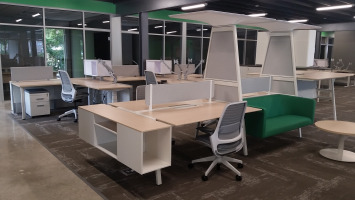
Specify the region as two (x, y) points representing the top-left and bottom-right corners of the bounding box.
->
(26, 93), (50, 102)
(26, 101), (50, 116)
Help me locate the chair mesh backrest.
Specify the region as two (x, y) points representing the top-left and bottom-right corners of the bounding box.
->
(136, 85), (146, 100)
(58, 70), (75, 102)
(217, 102), (247, 140)
(145, 70), (158, 85)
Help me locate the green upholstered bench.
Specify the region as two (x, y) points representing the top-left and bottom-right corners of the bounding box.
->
(244, 94), (316, 139)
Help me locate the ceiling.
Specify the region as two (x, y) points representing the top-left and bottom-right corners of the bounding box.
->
(195, 0), (355, 25)
(101, 0), (355, 25)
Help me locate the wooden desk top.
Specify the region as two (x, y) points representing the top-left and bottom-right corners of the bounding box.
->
(112, 100), (260, 126)
(315, 120), (355, 136)
(297, 71), (354, 80)
(10, 79), (61, 87)
(79, 104), (170, 132)
(103, 74), (204, 84)
(110, 99), (209, 111)
(71, 78), (132, 90)
(11, 78), (131, 90)
(247, 71), (354, 81)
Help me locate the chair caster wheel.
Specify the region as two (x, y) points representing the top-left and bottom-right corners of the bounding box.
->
(188, 163), (194, 169)
(57, 118), (61, 121)
(237, 163), (243, 169)
(236, 175), (242, 181)
(74, 119), (78, 123)
(216, 163), (221, 170)
(202, 175), (208, 181)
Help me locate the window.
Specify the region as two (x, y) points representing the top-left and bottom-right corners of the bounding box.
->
(45, 9), (82, 28)
(85, 13), (110, 30)
(45, 29), (84, 77)
(0, 4), (43, 25)
(237, 28), (258, 66)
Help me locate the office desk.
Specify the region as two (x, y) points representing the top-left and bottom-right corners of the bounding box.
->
(80, 100), (260, 185)
(297, 71), (354, 120)
(10, 78), (132, 119)
(111, 99), (260, 156)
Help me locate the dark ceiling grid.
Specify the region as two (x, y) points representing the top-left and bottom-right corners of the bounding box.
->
(95, 0), (355, 24)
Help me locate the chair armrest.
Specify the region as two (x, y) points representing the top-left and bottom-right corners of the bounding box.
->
(287, 96), (316, 121)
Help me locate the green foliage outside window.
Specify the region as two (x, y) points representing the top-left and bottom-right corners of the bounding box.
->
(45, 29), (65, 71)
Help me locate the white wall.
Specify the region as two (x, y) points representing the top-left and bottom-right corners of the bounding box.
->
(256, 30), (316, 67)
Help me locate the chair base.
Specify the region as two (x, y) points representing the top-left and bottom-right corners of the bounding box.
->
(191, 155), (243, 179)
(57, 109), (78, 122)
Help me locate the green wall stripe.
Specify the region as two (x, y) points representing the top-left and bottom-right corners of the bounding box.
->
(0, 0), (116, 13)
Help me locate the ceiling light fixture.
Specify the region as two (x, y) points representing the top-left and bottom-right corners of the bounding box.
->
(181, 3), (207, 11)
(196, 28), (208, 31)
(316, 4), (353, 11)
(154, 25), (166, 29)
(166, 31), (177, 34)
(32, 13), (40, 17)
(248, 13), (267, 17)
(288, 19), (308, 23)
(16, 19), (22, 22)
(102, 21), (110, 23)
(128, 28), (138, 31)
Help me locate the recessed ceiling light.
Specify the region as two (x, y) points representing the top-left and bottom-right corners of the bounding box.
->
(196, 28), (208, 31)
(181, 3), (207, 11)
(32, 13), (40, 17)
(154, 25), (165, 29)
(288, 19), (308, 23)
(316, 4), (353, 11)
(248, 13), (267, 17)
(128, 28), (138, 31)
(166, 31), (177, 34)
(78, 23), (82, 26)
(16, 19), (22, 22)
(102, 21), (110, 23)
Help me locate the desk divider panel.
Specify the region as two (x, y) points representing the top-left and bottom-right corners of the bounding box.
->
(112, 65), (139, 77)
(145, 81), (213, 109)
(11, 66), (53, 81)
(241, 77), (271, 94)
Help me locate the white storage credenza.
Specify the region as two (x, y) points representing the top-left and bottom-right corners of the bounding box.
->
(78, 104), (172, 185)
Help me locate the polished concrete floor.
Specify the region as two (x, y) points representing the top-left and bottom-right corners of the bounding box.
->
(0, 101), (103, 200)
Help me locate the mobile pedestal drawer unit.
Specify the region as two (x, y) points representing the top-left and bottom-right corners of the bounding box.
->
(25, 89), (50, 117)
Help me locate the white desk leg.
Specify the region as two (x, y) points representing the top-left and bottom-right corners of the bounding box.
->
(20, 87), (26, 120)
(330, 78), (337, 120)
(155, 169), (162, 185)
(10, 82), (14, 114)
(242, 120), (248, 156)
(345, 76), (350, 87)
(87, 88), (91, 105)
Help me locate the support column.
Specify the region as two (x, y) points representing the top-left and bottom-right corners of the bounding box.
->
(181, 22), (187, 64)
(139, 12), (149, 76)
(111, 16), (123, 66)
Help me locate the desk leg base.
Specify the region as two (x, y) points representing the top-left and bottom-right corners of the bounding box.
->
(320, 148), (355, 162)
(155, 169), (162, 185)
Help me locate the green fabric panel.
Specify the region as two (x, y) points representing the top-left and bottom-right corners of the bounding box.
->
(0, 0), (115, 13)
(244, 110), (265, 138)
(265, 115), (313, 137)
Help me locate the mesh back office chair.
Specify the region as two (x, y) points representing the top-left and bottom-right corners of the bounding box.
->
(145, 70), (158, 85)
(136, 85), (146, 100)
(189, 101), (247, 181)
(57, 70), (88, 122)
